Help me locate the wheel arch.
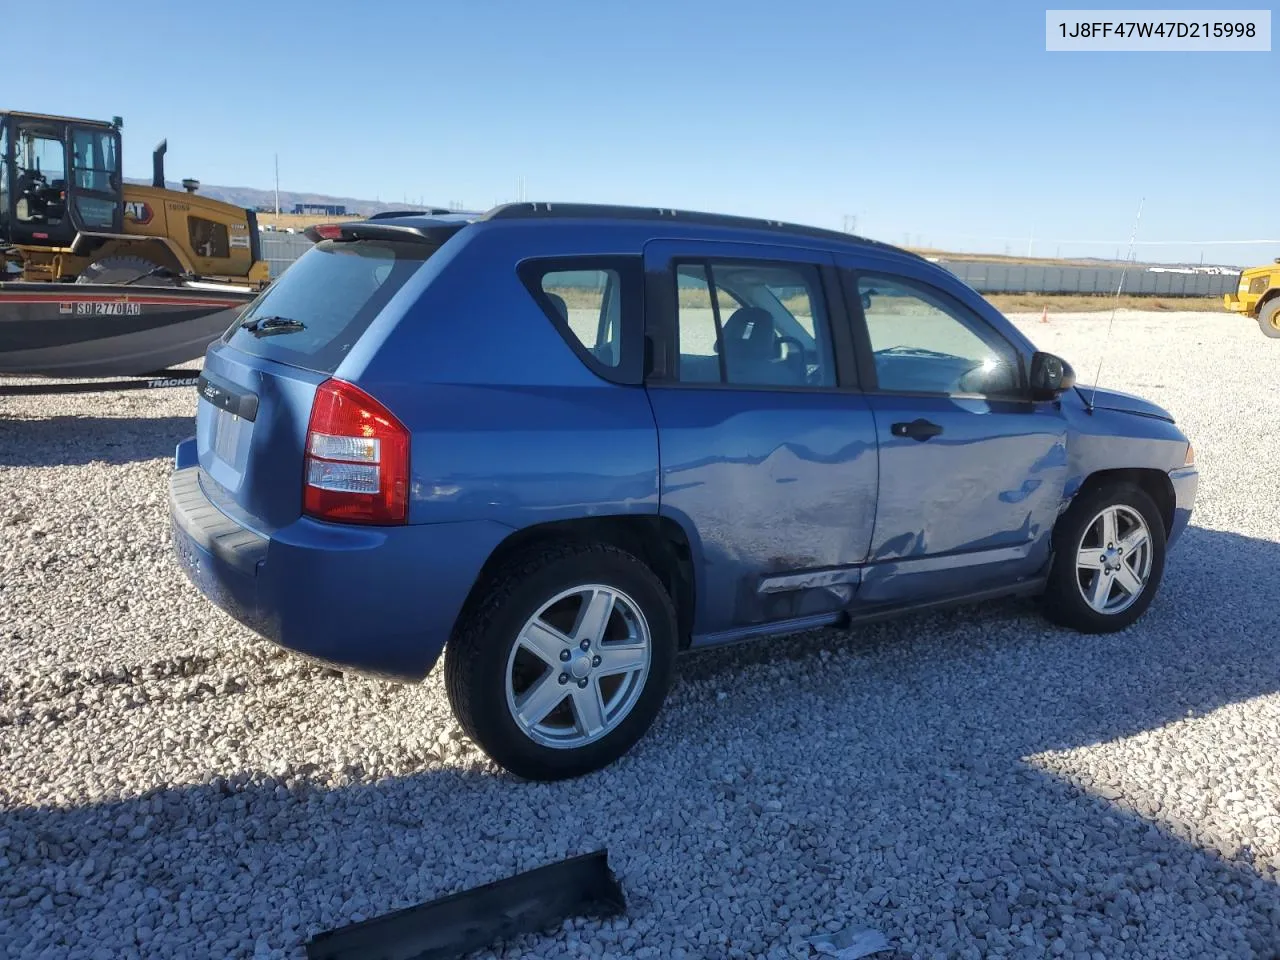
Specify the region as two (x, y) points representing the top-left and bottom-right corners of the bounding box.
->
(1070, 467), (1175, 535)
(456, 515), (698, 649)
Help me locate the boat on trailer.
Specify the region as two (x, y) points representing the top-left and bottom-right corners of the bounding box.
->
(0, 279), (256, 381)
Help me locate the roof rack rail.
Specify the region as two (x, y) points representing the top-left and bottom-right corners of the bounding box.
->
(481, 201), (905, 252)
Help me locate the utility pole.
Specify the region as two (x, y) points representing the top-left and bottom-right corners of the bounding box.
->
(273, 154), (280, 216)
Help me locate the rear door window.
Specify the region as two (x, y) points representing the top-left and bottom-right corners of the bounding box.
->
(538, 268), (623, 367)
(672, 260), (837, 388)
(518, 256), (644, 384)
(224, 238), (431, 373)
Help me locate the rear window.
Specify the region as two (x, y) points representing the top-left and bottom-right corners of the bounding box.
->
(223, 238), (431, 372)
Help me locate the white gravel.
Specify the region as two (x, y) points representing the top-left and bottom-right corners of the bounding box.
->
(2, 308), (1279, 959)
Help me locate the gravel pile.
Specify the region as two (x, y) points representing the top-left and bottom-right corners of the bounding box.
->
(2, 309), (1279, 959)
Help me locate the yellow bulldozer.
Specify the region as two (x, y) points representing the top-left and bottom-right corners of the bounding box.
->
(1, 110), (270, 288)
(1224, 258), (1280, 339)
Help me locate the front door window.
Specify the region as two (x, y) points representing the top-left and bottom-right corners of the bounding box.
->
(14, 129), (66, 227)
(71, 128), (118, 193)
(858, 275), (1022, 396)
(70, 127), (120, 229)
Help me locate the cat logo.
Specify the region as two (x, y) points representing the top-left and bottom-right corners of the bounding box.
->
(123, 201), (154, 226)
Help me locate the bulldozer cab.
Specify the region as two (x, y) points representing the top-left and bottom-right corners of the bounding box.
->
(0, 111), (124, 250)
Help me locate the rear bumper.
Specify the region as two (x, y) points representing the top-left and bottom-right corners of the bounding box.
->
(169, 458), (511, 681)
(1167, 465), (1198, 550)
(1223, 293), (1250, 314)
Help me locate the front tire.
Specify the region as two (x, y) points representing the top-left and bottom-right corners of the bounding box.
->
(444, 542), (677, 781)
(1258, 299), (1280, 339)
(1041, 482), (1167, 633)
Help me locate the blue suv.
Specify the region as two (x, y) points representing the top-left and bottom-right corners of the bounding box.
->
(170, 203), (1198, 780)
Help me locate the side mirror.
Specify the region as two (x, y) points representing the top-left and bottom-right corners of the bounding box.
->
(1029, 351), (1075, 400)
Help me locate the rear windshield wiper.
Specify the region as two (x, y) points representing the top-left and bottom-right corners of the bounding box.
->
(240, 315), (306, 336)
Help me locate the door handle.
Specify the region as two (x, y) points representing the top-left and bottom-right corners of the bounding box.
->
(891, 418), (944, 441)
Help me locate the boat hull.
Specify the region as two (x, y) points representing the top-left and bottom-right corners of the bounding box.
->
(0, 283), (255, 377)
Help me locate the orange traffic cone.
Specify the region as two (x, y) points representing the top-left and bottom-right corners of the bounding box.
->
(1040, 305), (1049, 324)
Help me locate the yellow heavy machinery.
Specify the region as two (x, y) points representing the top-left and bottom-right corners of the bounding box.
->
(1, 110), (270, 288)
(1224, 257), (1280, 339)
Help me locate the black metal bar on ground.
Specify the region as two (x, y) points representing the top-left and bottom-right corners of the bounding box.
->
(304, 849), (626, 960)
(0, 369), (202, 397)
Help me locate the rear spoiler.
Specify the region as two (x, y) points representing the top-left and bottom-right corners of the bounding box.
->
(304, 221), (467, 246)
(366, 208), (453, 219)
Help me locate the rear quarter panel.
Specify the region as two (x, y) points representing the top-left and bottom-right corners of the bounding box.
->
(335, 224), (661, 529)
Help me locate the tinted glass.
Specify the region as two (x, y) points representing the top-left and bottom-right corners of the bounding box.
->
(224, 239), (431, 373)
(538, 268), (623, 368)
(74, 197), (116, 229)
(858, 276), (1021, 395)
(674, 261), (834, 388)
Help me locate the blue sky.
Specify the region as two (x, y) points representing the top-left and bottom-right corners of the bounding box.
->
(20, 0), (1278, 264)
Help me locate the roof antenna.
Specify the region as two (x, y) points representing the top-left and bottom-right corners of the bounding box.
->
(1087, 197), (1144, 412)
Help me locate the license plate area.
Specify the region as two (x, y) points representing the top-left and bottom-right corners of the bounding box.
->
(212, 405), (250, 472)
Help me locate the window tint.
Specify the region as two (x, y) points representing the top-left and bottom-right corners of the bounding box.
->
(537, 269), (623, 368)
(224, 238), (432, 373)
(674, 261), (834, 388)
(858, 276), (1021, 396)
(74, 196), (116, 229)
(189, 216), (230, 259)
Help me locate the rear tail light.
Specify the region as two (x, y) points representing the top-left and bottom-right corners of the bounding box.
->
(312, 224), (343, 240)
(303, 379), (409, 525)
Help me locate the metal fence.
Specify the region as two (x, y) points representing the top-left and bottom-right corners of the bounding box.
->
(261, 233), (314, 278)
(938, 260), (1239, 298)
(261, 235), (1240, 296)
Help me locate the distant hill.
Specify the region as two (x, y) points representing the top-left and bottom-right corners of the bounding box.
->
(123, 178), (451, 217)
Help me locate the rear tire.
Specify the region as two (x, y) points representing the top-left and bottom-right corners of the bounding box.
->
(1041, 482), (1167, 633)
(444, 541), (678, 781)
(74, 255), (178, 286)
(1258, 299), (1280, 339)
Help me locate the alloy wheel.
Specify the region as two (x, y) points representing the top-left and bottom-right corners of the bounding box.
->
(504, 584), (652, 749)
(1074, 504), (1154, 616)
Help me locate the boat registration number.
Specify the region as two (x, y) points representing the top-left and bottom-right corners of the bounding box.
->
(73, 301), (142, 316)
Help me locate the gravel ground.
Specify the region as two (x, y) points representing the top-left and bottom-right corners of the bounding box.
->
(2, 308), (1279, 959)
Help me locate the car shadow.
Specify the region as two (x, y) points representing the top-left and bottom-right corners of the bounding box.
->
(679, 523), (1279, 760)
(3, 525), (1279, 958)
(0, 415), (192, 467)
